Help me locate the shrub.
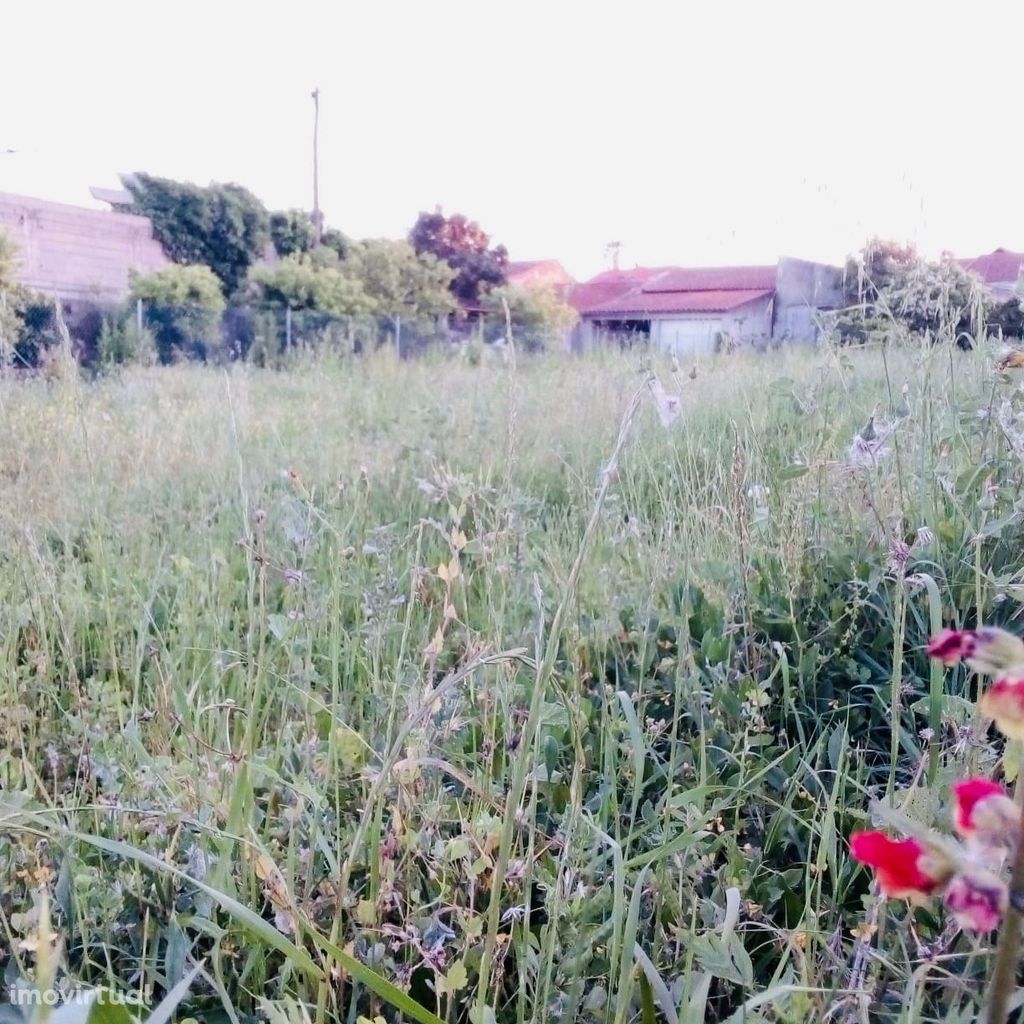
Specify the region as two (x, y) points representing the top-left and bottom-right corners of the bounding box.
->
(129, 264), (226, 363)
(484, 283), (577, 351)
(246, 251), (374, 318)
(7, 290), (62, 369)
(0, 230), (25, 367)
(97, 314), (158, 368)
(0, 228), (18, 290)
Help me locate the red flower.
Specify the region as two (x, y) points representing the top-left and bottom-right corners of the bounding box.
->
(850, 831), (948, 900)
(982, 675), (1024, 742)
(952, 778), (1020, 842)
(927, 629), (976, 665)
(927, 627), (1024, 675)
(944, 872), (1008, 933)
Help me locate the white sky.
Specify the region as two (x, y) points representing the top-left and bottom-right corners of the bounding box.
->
(2, 1), (1022, 280)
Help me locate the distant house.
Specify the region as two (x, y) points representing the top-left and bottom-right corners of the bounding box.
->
(0, 191), (168, 305)
(955, 248), (1024, 299)
(569, 257), (843, 354)
(505, 259), (574, 297)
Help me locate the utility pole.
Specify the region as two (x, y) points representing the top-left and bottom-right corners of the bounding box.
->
(311, 87), (322, 246)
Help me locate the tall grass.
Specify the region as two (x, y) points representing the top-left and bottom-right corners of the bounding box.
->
(0, 339), (1020, 1022)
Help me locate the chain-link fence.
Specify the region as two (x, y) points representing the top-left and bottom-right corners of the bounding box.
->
(0, 293), (567, 370)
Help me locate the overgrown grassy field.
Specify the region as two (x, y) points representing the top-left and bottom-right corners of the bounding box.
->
(1, 342), (1020, 1023)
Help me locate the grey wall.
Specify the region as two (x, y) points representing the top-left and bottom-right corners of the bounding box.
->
(773, 257), (844, 342)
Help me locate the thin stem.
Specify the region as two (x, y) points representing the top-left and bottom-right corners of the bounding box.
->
(888, 584), (908, 799)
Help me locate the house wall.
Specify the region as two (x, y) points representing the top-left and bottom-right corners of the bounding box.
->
(0, 192), (168, 302)
(773, 257), (843, 342)
(650, 295), (773, 355)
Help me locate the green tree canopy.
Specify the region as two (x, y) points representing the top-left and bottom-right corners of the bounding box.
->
(345, 239), (455, 320)
(269, 209), (316, 258)
(122, 173), (269, 296)
(246, 251), (374, 316)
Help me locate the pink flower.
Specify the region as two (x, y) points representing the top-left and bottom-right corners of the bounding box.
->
(927, 627), (1024, 676)
(850, 832), (950, 901)
(981, 674), (1024, 742)
(944, 872), (1008, 933)
(952, 778), (1021, 843)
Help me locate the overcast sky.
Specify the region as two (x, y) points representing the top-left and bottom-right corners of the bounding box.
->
(2, 1), (1022, 279)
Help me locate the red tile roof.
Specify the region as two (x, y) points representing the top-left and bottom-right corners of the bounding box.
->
(956, 248), (1024, 285)
(573, 264), (778, 317)
(586, 287), (773, 317)
(642, 265), (776, 293)
(566, 267), (668, 312)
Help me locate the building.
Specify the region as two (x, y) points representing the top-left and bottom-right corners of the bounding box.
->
(0, 191), (168, 305)
(505, 259), (575, 297)
(955, 248), (1024, 299)
(569, 257), (843, 354)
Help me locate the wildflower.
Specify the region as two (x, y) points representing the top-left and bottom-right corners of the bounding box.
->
(846, 416), (894, 468)
(927, 627), (1024, 676)
(944, 871), (1008, 933)
(849, 831), (950, 901)
(981, 673), (1024, 741)
(913, 526), (935, 550)
(649, 379), (681, 427)
(888, 540), (911, 577)
(952, 778), (1021, 843)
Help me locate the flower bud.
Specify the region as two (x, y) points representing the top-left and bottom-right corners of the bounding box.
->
(952, 777), (1021, 845)
(981, 674), (1024, 742)
(944, 871), (1008, 933)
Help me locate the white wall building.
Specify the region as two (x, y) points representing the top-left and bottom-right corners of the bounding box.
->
(570, 258), (843, 354)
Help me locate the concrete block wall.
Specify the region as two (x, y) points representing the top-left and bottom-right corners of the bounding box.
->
(0, 192), (168, 302)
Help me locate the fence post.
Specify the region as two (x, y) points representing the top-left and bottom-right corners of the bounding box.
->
(395, 315), (402, 359)
(286, 306), (293, 350)
(136, 298), (143, 334)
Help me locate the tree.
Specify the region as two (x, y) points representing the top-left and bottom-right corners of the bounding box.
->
(320, 228), (351, 260)
(345, 239), (455, 320)
(408, 209), (508, 306)
(835, 239), (991, 346)
(269, 209), (351, 262)
(843, 238), (919, 306)
(246, 251), (374, 316)
(269, 209), (316, 258)
(129, 264), (226, 363)
(122, 173), (269, 295)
